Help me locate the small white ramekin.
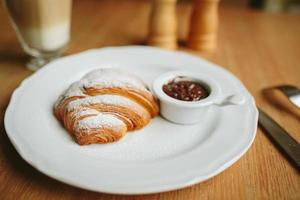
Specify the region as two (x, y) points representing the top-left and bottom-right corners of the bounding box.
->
(152, 71), (245, 124)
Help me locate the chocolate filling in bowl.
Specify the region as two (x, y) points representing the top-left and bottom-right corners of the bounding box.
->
(162, 76), (210, 101)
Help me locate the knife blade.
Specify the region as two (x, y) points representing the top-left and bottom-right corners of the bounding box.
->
(258, 108), (300, 172)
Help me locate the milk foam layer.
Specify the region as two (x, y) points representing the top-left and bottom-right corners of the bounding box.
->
(20, 23), (70, 51)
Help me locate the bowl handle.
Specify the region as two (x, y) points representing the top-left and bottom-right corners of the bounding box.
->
(213, 94), (245, 106)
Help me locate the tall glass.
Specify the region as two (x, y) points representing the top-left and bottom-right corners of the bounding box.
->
(4, 0), (72, 71)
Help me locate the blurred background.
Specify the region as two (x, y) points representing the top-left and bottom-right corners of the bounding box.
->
(223, 0), (300, 13)
(1, 0), (299, 70)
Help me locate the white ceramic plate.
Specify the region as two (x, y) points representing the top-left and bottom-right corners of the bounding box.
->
(5, 46), (258, 194)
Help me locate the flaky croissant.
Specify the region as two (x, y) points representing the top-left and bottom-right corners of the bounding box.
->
(54, 68), (159, 145)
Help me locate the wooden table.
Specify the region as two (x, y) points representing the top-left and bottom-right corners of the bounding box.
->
(0, 0), (299, 199)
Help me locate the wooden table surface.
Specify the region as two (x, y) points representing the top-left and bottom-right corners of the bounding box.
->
(0, 0), (299, 199)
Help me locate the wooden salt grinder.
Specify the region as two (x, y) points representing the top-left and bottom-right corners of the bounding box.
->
(188, 0), (220, 51)
(148, 0), (177, 50)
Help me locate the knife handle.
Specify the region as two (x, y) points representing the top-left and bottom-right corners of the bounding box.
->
(258, 109), (300, 172)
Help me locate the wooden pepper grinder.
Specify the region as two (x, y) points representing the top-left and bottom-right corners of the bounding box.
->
(148, 0), (177, 50)
(188, 0), (220, 51)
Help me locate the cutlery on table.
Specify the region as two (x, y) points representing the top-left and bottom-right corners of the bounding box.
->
(258, 85), (300, 172)
(276, 85), (300, 108)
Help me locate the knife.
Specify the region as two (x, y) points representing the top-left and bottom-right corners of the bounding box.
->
(258, 108), (300, 172)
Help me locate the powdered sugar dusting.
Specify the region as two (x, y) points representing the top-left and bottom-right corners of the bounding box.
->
(55, 82), (86, 108)
(77, 109), (99, 116)
(75, 113), (125, 132)
(67, 94), (142, 112)
(63, 82), (86, 98)
(81, 68), (148, 91)
(55, 68), (150, 108)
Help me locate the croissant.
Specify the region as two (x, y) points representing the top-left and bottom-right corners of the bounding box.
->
(54, 68), (159, 145)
